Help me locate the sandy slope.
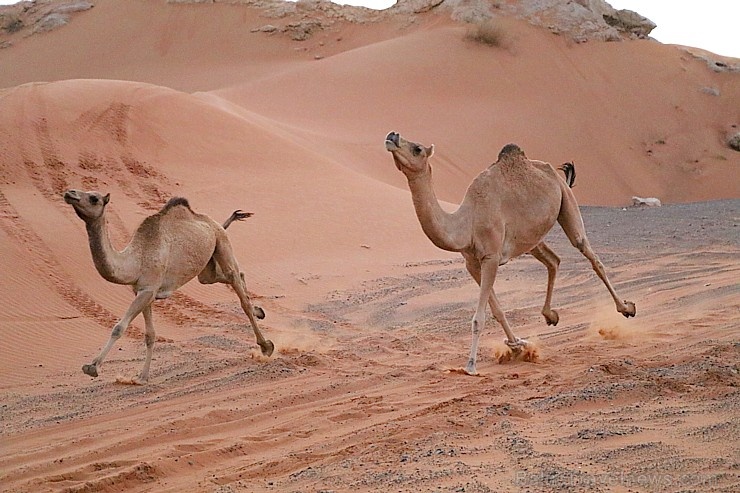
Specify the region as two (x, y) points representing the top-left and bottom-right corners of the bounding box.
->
(0, 1), (739, 492)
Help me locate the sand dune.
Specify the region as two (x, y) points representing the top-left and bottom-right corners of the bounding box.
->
(0, 1), (738, 491)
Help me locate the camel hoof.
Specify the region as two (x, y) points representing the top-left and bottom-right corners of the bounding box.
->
(544, 309), (559, 326)
(253, 306), (266, 320)
(621, 301), (636, 318)
(259, 339), (275, 357)
(82, 364), (98, 377)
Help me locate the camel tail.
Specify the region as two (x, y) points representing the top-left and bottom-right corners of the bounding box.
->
(559, 162), (576, 188)
(222, 210), (254, 230)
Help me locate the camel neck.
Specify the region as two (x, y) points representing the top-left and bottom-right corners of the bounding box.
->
(407, 169), (468, 252)
(85, 216), (135, 284)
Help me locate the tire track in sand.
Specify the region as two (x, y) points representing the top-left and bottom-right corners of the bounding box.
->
(0, 190), (118, 329)
(72, 102), (241, 325)
(21, 104), (250, 335)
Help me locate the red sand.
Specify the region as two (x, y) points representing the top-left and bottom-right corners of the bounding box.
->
(1, 1), (738, 491)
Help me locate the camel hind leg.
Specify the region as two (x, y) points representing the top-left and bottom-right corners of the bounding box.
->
(198, 211), (264, 318)
(557, 190), (636, 318)
(198, 260), (265, 320)
(212, 236), (274, 356)
(529, 242), (561, 326)
(198, 210), (250, 285)
(198, 209), (245, 286)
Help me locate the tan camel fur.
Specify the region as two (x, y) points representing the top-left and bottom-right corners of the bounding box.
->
(63, 190), (274, 384)
(385, 132), (635, 375)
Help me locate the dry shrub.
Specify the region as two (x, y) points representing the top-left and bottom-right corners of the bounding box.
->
(466, 19), (508, 48)
(1, 13), (23, 33)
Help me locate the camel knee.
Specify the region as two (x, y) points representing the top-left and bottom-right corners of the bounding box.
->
(573, 238), (586, 253)
(575, 239), (604, 268)
(471, 314), (485, 335)
(220, 267), (239, 284)
(552, 253), (561, 268)
(144, 332), (156, 348)
(111, 324), (125, 339)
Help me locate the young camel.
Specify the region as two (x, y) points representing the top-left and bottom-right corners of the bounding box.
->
(385, 132), (635, 375)
(63, 190), (274, 384)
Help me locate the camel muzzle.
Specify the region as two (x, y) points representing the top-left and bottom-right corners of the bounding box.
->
(385, 131), (400, 151)
(63, 190), (81, 204)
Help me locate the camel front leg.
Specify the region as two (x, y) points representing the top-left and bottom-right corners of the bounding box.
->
(529, 242), (561, 326)
(467, 257), (521, 374)
(83, 289), (156, 378)
(463, 254), (484, 374)
(463, 255), (526, 374)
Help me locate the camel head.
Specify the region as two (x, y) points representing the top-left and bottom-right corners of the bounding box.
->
(385, 132), (434, 178)
(63, 189), (110, 223)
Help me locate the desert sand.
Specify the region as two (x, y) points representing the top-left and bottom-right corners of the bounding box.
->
(0, 1), (738, 492)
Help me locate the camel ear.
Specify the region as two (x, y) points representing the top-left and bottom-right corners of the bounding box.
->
(426, 145), (434, 158)
(103, 193), (110, 205)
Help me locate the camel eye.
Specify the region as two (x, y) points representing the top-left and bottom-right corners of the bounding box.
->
(89, 196), (99, 204)
(412, 146), (422, 156)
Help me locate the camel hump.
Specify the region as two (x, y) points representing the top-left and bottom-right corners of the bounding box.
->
(498, 143), (526, 161)
(162, 197), (193, 213)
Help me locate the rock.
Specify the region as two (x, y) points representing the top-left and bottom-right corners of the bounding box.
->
(390, 0), (445, 16)
(51, 1), (94, 15)
(631, 196), (662, 207)
(603, 9), (656, 38)
(251, 24), (278, 33)
(33, 12), (69, 33)
(463, 0), (627, 42)
(284, 19), (325, 41)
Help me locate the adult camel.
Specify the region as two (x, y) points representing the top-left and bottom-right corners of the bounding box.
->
(63, 190), (273, 384)
(385, 132), (635, 375)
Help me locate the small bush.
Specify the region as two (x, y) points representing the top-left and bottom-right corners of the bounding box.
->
(466, 19), (508, 48)
(1, 13), (24, 34)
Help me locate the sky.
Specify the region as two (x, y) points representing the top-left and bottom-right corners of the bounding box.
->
(1, 0), (737, 57)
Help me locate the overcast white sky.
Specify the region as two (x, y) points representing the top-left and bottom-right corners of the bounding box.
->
(1, 0), (738, 57)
